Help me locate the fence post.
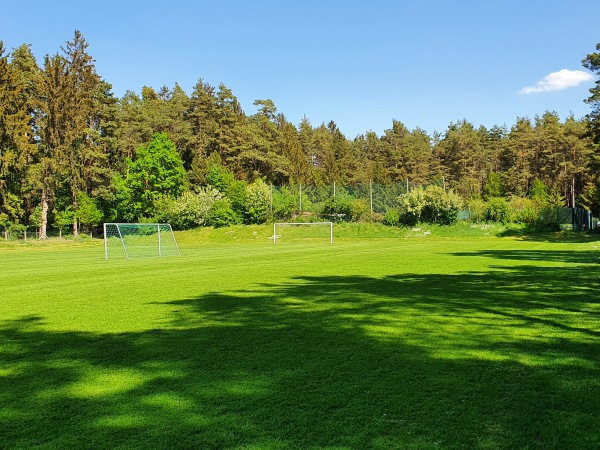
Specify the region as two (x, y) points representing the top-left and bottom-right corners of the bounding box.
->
(370, 179), (373, 213)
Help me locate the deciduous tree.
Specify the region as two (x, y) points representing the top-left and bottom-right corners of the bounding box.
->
(126, 132), (186, 218)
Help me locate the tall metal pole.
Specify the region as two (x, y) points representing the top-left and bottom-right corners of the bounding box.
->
(370, 179), (373, 213)
(104, 223), (108, 259)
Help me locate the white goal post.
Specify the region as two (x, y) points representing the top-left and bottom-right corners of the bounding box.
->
(103, 223), (181, 259)
(273, 222), (334, 244)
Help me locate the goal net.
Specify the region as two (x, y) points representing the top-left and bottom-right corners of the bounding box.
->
(104, 223), (181, 259)
(273, 222), (334, 244)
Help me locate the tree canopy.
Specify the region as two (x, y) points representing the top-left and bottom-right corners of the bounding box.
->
(1, 32), (599, 233)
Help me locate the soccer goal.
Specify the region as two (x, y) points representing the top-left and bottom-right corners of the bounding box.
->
(273, 222), (334, 244)
(103, 223), (181, 259)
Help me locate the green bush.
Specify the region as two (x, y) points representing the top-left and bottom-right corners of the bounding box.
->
(508, 196), (540, 224)
(207, 198), (241, 228)
(466, 199), (487, 222)
(360, 211), (384, 223)
(383, 210), (400, 226)
(227, 180), (248, 216)
(321, 194), (354, 222)
(244, 180), (271, 224)
(399, 187), (426, 225)
(272, 187), (297, 221)
(399, 186), (461, 225)
(350, 199), (370, 222)
(485, 197), (510, 223)
(158, 188), (222, 229)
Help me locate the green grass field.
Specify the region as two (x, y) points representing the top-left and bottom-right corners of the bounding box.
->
(1, 224), (599, 449)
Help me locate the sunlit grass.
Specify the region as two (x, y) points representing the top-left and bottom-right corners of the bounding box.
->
(0, 224), (599, 449)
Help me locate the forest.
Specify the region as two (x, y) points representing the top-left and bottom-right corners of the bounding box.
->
(1, 31), (600, 236)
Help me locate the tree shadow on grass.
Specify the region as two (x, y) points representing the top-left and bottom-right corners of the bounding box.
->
(452, 248), (600, 265)
(1, 255), (599, 449)
(497, 227), (600, 244)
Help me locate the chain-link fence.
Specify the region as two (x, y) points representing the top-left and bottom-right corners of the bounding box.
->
(2, 229), (40, 240)
(270, 182), (414, 221)
(540, 207), (594, 231)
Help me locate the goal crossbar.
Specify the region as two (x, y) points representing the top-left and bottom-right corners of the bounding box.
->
(273, 222), (333, 244)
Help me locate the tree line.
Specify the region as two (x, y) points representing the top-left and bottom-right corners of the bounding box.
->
(1, 31), (600, 236)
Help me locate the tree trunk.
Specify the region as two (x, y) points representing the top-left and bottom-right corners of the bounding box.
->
(39, 188), (49, 239)
(571, 176), (576, 208)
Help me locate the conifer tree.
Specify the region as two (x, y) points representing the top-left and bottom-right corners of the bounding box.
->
(582, 43), (600, 144)
(37, 30), (112, 237)
(504, 117), (536, 196)
(0, 42), (38, 229)
(187, 79), (220, 182)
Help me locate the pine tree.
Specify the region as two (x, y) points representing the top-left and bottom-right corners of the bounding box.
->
(187, 79), (219, 185)
(504, 117), (535, 196)
(582, 43), (600, 144)
(0, 42), (38, 229)
(215, 83), (246, 174)
(437, 120), (486, 199)
(37, 30), (112, 237)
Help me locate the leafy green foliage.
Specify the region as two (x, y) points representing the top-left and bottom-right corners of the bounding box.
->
(53, 206), (74, 233)
(321, 194), (355, 221)
(508, 196), (542, 224)
(207, 198), (240, 227)
(529, 178), (549, 202)
(400, 185), (461, 225)
(484, 197), (510, 223)
(226, 180), (247, 216)
(75, 192), (103, 229)
(126, 132), (186, 218)
(3, 33), (600, 234)
(582, 43), (600, 144)
(157, 187), (222, 229)
(466, 198), (487, 222)
(383, 209), (400, 226)
(271, 186), (297, 220)
(206, 164), (235, 194)
(484, 172), (504, 199)
(244, 179), (270, 224)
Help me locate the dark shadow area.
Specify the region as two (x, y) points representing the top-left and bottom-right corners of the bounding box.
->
(1, 254), (599, 449)
(451, 248), (600, 265)
(497, 227), (600, 243)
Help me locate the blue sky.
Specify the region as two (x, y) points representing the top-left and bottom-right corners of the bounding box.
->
(2, 0), (599, 138)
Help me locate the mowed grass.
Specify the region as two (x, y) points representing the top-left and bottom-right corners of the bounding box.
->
(1, 225), (599, 449)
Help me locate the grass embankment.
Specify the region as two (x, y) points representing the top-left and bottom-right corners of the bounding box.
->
(0, 223), (599, 449)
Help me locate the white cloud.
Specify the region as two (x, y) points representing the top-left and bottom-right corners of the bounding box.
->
(519, 69), (593, 94)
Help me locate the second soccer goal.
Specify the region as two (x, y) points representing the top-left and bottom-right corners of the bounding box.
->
(273, 222), (334, 244)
